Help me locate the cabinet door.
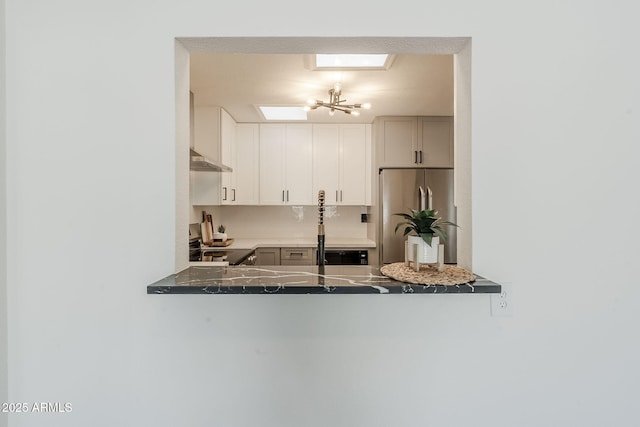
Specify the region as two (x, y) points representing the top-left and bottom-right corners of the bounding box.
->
(259, 124), (286, 205)
(220, 109), (236, 204)
(418, 116), (453, 167)
(234, 124), (260, 204)
(339, 124), (367, 205)
(377, 116), (418, 167)
(312, 124), (340, 204)
(255, 248), (280, 265)
(284, 124), (313, 205)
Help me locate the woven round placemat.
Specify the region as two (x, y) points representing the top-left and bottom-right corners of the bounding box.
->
(380, 262), (476, 285)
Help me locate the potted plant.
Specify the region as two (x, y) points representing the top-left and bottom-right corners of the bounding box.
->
(394, 209), (458, 263)
(213, 224), (227, 242)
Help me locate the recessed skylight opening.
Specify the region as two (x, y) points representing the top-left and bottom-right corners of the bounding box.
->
(258, 106), (308, 121)
(315, 54), (392, 69)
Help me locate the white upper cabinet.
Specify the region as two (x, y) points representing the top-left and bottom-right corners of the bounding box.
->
(376, 116), (417, 168)
(232, 124), (260, 205)
(285, 125), (314, 205)
(258, 124), (285, 205)
(191, 107), (260, 206)
(191, 106), (232, 206)
(259, 124), (313, 205)
(313, 124), (370, 205)
(417, 116), (453, 167)
(312, 125), (340, 204)
(219, 108), (236, 204)
(193, 116), (372, 207)
(340, 124), (370, 205)
(375, 116), (453, 168)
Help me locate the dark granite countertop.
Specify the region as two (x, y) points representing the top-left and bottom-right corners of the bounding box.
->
(147, 265), (501, 294)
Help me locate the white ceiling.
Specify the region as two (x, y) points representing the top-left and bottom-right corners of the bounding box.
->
(189, 52), (454, 124)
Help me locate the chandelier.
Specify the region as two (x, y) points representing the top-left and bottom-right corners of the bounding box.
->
(304, 83), (371, 116)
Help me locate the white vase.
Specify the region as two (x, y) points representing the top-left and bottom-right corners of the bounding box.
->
(213, 232), (227, 242)
(407, 235), (439, 264)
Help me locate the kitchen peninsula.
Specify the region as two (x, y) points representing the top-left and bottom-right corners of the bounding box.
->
(147, 265), (501, 295)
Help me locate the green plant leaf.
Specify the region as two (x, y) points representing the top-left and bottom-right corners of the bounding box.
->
(394, 208), (459, 241)
(419, 232), (434, 246)
(432, 227), (447, 242)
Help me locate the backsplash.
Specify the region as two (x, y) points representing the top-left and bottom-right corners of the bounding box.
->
(191, 205), (369, 239)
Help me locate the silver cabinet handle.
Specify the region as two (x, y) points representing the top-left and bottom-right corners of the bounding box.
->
(336, 190), (339, 202)
(340, 190), (343, 202)
(419, 150), (423, 164)
(286, 190), (289, 202)
(414, 150), (418, 163)
(232, 189), (236, 202)
(282, 190), (285, 202)
(223, 187), (227, 201)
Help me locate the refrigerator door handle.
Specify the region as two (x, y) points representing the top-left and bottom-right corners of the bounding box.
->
(419, 186), (426, 211)
(426, 186), (433, 210)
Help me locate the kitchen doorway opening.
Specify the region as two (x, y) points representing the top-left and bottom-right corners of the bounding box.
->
(174, 37), (472, 272)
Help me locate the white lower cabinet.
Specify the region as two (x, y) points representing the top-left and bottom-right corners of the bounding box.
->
(259, 124), (313, 205)
(254, 247), (315, 266)
(254, 248), (281, 265)
(313, 124), (370, 205)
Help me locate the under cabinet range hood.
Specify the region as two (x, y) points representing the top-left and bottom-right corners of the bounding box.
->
(189, 149), (233, 172)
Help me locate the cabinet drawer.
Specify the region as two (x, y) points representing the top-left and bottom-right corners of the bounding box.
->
(280, 248), (314, 265)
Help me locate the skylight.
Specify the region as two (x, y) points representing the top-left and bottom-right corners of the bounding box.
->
(315, 54), (390, 69)
(258, 106), (308, 121)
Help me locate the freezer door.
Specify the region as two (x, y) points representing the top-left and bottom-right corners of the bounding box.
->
(424, 169), (457, 264)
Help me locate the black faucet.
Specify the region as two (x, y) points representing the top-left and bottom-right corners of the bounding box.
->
(317, 190), (326, 266)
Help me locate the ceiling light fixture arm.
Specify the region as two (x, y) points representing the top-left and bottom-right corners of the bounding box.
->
(304, 84), (371, 116)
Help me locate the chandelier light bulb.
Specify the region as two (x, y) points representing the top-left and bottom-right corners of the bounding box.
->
(328, 109), (335, 116)
(303, 105), (311, 112)
(307, 98), (316, 105)
(362, 103), (371, 109)
(351, 110), (360, 116)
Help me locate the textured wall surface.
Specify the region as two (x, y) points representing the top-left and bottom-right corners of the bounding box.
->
(1, 0), (8, 425)
(4, 1), (640, 426)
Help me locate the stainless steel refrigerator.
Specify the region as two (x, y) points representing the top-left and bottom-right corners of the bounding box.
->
(379, 168), (457, 264)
